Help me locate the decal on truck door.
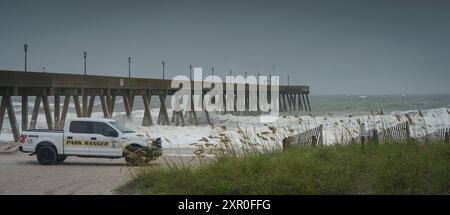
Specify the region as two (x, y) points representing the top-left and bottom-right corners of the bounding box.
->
(64, 139), (111, 147)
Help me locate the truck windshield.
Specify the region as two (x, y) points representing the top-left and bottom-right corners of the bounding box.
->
(110, 121), (135, 133)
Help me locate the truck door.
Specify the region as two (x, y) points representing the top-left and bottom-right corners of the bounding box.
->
(64, 121), (94, 156)
(89, 122), (122, 157)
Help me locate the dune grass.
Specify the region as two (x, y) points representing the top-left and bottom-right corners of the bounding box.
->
(117, 142), (450, 195)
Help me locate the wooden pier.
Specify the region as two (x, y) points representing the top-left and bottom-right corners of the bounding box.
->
(0, 70), (311, 141)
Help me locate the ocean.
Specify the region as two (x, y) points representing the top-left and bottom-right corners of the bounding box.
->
(308, 94), (450, 115)
(9, 94), (450, 116)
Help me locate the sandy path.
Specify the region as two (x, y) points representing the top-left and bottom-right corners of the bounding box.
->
(0, 147), (199, 195)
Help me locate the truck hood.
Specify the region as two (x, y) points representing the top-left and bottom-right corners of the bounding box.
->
(122, 132), (148, 140)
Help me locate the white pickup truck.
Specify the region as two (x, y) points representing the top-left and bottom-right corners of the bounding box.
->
(19, 118), (162, 165)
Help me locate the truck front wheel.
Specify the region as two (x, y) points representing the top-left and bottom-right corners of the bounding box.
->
(56, 155), (67, 163)
(36, 146), (57, 165)
(124, 145), (152, 166)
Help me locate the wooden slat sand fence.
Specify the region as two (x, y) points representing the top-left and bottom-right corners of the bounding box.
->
(366, 128), (379, 144)
(366, 121), (411, 144)
(283, 125), (323, 149)
(416, 127), (450, 143)
(367, 122), (449, 144)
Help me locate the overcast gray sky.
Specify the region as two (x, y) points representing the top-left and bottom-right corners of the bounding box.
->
(1, 0), (449, 95)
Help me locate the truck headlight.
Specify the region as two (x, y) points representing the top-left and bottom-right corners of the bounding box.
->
(147, 140), (155, 147)
(147, 138), (162, 149)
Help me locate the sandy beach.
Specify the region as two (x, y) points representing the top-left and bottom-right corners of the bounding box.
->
(0, 146), (198, 195)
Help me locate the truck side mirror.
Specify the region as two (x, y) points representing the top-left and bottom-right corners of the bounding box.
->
(109, 131), (118, 137)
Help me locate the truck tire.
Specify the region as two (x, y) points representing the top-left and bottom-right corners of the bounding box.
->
(56, 155), (67, 163)
(36, 146), (57, 165)
(124, 145), (152, 166)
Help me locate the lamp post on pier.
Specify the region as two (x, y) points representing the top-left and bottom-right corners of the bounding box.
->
(24, 44), (28, 72)
(162, 61), (165, 80)
(189, 64), (192, 80)
(83, 51), (87, 76)
(128, 57), (131, 78)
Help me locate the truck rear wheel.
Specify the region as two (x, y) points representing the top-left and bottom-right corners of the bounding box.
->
(36, 146), (57, 165)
